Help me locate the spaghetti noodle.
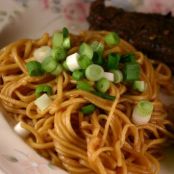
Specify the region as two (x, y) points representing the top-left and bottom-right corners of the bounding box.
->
(0, 30), (174, 174)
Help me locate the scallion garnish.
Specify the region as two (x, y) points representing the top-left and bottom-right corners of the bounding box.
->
(26, 61), (44, 76)
(35, 84), (53, 98)
(63, 37), (71, 49)
(42, 56), (57, 73)
(72, 70), (84, 80)
(51, 47), (66, 61)
(133, 80), (146, 92)
(34, 93), (52, 111)
(62, 27), (69, 38)
(96, 77), (110, 93)
(78, 55), (92, 69)
(63, 61), (69, 70)
(111, 69), (123, 83)
(132, 100), (153, 125)
(123, 62), (140, 81)
(33, 46), (51, 63)
(85, 64), (104, 81)
(52, 32), (64, 48)
(51, 64), (63, 76)
(79, 43), (93, 60)
(107, 53), (120, 70)
(92, 52), (104, 66)
(66, 53), (80, 72)
(104, 32), (120, 46)
(120, 53), (136, 63)
(103, 72), (114, 82)
(76, 81), (94, 92)
(90, 41), (104, 56)
(81, 104), (96, 115)
(93, 91), (115, 100)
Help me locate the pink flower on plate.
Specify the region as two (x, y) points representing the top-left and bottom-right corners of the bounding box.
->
(137, 0), (174, 14)
(2, 149), (56, 174)
(63, 0), (89, 22)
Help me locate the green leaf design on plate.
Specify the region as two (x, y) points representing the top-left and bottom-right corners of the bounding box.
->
(48, 162), (55, 169)
(3, 154), (18, 162)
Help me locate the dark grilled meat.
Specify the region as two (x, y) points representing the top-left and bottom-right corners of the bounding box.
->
(87, 0), (174, 72)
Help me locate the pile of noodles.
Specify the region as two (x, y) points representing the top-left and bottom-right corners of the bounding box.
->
(0, 31), (174, 174)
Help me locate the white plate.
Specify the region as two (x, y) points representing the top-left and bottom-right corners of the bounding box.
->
(0, 0), (174, 174)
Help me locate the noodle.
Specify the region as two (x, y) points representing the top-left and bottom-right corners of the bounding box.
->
(0, 30), (174, 174)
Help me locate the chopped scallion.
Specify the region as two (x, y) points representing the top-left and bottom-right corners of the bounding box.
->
(104, 32), (120, 46)
(96, 78), (110, 93)
(51, 64), (63, 76)
(123, 62), (140, 81)
(92, 52), (104, 66)
(85, 64), (104, 81)
(76, 81), (94, 92)
(81, 104), (96, 115)
(79, 43), (93, 60)
(35, 84), (53, 98)
(93, 91), (115, 100)
(78, 55), (92, 69)
(107, 53), (120, 70)
(72, 70), (84, 80)
(120, 53), (136, 63)
(90, 41), (104, 56)
(63, 37), (71, 49)
(63, 61), (69, 70)
(26, 61), (44, 76)
(66, 52), (80, 72)
(132, 100), (153, 125)
(41, 56), (57, 73)
(133, 80), (146, 92)
(62, 27), (69, 38)
(111, 69), (123, 83)
(34, 93), (52, 111)
(51, 47), (66, 61)
(52, 32), (64, 48)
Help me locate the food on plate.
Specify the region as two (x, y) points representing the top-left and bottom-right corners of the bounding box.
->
(0, 28), (174, 174)
(87, 0), (174, 73)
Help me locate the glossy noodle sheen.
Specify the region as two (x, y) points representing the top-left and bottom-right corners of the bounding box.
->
(0, 31), (174, 174)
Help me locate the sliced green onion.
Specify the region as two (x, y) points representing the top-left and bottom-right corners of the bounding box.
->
(66, 53), (80, 72)
(63, 37), (71, 49)
(51, 47), (66, 61)
(35, 84), (53, 98)
(123, 62), (140, 81)
(51, 64), (63, 76)
(104, 32), (120, 46)
(133, 80), (146, 92)
(33, 46), (51, 63)
(132, 100), (153, 125)
(26, 61), (44, 76)
(85, 64), (104, 81)
(78, 55), (92, 69)
(93, 91), (115, 100)
(81, 104), (96, 115)
(90, 41), (104, 55)
(62, 27), (69, 38)
(41, 56), (57, 73)
(52, 32), (64, 48)
(79, 43), (93, 60)
(63, 61), (69, 70)
(103, 72), (114, 82)
(96, 78), (110, 93)
(92, 52), (104, 66)
(107, 53), (120, 70)
(111, 69), (123, 83)
(76, 81), (94, 92)
(72, 70), (84, 80)
(120, 53), (136, 63)
(34, 93), (52, 111)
